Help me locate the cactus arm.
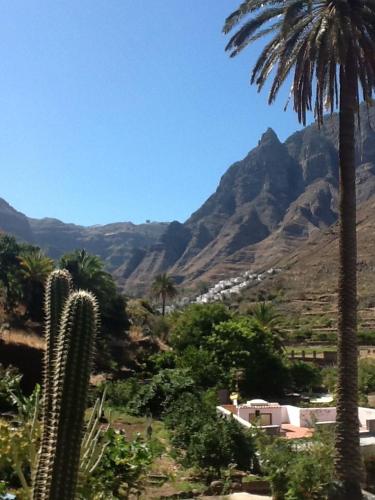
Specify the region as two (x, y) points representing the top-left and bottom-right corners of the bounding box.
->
(48, 291), (98, 500)
(43, 270), (72, 420)
(32, 273), (99, 500)
(33, 270), (72, 500)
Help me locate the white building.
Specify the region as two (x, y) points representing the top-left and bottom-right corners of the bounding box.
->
(217, 399), (375, 455)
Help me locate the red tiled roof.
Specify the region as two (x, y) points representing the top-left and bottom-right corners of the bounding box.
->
(219, 406), (314, 440)
(281, 423), (314, 439)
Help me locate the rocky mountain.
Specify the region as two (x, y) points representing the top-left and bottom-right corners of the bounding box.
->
(0, 201), (168, 281)
(28, 218), (168, 275)
(0, 198), (34, 242)
(1, 103), (375, 295)
(123, 104), (375, 292)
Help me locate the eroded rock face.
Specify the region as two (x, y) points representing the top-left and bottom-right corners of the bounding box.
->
(2, 104), (375, 293)
(0, 198), (34, 242)
(122, 104), (375, 291)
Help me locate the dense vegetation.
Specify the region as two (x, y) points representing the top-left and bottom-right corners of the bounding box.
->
(1, 244), (375, 497)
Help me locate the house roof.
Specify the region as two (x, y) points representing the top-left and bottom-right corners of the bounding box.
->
(239, 402), (280, 409)
(281, 423), (314, 439)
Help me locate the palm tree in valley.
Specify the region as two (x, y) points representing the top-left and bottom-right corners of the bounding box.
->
(250, 302), (285, 352)
(223, 2), (375, 497)
(19, 251), (54, 320)
(60, 249), (115, 296)
(151, 273), (177, 316)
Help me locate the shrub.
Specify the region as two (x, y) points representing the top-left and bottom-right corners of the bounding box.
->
(289, 361), (322, 392)
(101, 379), (139, 408)
(208, 317), (290, 396)
(0, 385), (41, 493)
(358, 331), (375, 345)
(163, 391), (216, 449)
(164, 391), (255, 475)
(185, 416), (255, 474)
(0, 364), (23, 412)
(79, 430), (153, 499)
(128, 368), (195, 417)
(175, 346), (224, 389)
(169, 303), (231, 351)
(258, 429), (335, 500)
(321, 367), (338, 394)
(146, 351), (177, 373)
(358, 358), (375, 394)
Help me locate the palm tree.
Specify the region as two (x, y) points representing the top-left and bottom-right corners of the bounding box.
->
(19, 251), (54, 320)
(223, 2), (375, 496)
(59, 249), (115, 296)
(250, 302), (285, 352)
(151, 273), (177, 316)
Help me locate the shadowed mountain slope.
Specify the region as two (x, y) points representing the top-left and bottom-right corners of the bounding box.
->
(1, 104), (375, 295)
(122, 104), (375, 292)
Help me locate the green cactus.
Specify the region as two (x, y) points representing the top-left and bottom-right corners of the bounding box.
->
(33, 269), (72, 497)
(33, 272), (98, 500)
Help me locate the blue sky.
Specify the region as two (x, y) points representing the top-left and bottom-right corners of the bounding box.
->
(1, 0), (312, 226)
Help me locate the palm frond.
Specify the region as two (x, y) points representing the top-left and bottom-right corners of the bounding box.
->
(224, 0), (375, 124)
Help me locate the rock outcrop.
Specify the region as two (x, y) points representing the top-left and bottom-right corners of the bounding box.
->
(2, 104), (375, 294)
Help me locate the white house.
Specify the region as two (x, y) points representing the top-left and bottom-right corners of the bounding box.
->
(217, 399), (375, 455)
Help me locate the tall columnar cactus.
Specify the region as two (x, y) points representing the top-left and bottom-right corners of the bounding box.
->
(33, 271), (98, 500)
(33, 270), (72, 497)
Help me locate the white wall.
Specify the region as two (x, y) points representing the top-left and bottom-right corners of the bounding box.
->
(237, 406), (284, 426)
(281, 406), (289, 423)
(285, 405), (301, 426)
(299, 407), (336, 427)
(216, 406), (252, 428)
(358, 407), (375, 429)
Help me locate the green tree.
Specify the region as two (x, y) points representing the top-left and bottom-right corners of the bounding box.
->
(322, 366), (339, 394)
(250, 302), (285, 351)
(128, 368), (195, 417)
(164, 391), (255, 475)
(176, 346), (223, 389)
(169, 303), (232, 351)
(223, 2), (375, 494)
(259, 430), (335, 500)
(208, 317), (290, 396)
(151, 273), (177, 316)
(19, 251), (54, 321)
(186, 416), (254, 474)
(0, 235), (23, 313)
(358, 359), (375, 395)
(60, 249), (114, 296)
(60, 249), (129, 337)
(289, 361), (322, 393)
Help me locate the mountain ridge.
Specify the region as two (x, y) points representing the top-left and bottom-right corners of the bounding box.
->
(2, 103), (375, 294)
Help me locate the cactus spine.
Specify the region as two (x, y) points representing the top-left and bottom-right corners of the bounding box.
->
(33, 270), (72, 498)
(33, 271), (98, 500)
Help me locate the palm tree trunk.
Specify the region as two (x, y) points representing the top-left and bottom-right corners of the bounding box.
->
(334, 61), (363, 499)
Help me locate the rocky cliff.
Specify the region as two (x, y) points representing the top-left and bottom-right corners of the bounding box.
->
(122, 104), (375, 292)
(1, 104), (375, 295)
(0, 198), (34, 242)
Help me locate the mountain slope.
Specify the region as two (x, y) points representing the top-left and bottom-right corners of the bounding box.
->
(242, 197), (375, 313)
(0, 198), (34, 242)
(1, 104), (375, 294)
(123, 104), (375, 291)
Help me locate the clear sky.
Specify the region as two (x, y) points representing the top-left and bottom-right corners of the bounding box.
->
(1, 0), (312, 226)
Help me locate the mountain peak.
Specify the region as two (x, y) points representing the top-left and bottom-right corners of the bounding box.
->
(259, 127), (280, 146)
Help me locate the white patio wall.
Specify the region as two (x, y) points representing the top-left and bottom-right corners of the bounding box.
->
(358, 407), (375, 428)
(284, 405), (301, 426)
(298, 407), (336, 427)
(237, 406), (284, 425)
